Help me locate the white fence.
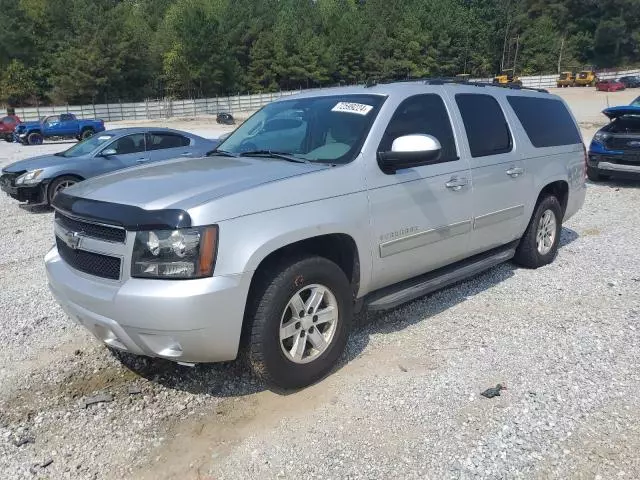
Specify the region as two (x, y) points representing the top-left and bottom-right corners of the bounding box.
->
(7, 68), (640, 122)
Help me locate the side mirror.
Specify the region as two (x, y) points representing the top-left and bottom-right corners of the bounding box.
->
(377, 134), (442, 174)
(101, 148), (117, 157)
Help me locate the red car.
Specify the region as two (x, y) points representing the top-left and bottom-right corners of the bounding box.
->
(595, 79), (625, 92)
(0, 115), (22, 142)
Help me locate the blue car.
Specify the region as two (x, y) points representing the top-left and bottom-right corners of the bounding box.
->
(1, 128), (218, 206)
(587, 105), (640, 181)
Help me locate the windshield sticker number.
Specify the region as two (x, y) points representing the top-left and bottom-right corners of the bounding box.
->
(331, 102), (374, 115)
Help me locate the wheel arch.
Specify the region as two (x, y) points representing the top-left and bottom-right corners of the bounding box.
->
(536, 179), (569, 216)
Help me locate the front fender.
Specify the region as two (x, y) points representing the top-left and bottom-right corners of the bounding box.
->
(209, 192), (374, 296)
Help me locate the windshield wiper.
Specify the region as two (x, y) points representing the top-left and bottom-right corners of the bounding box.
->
(241, 150), (307, 164)
(206, 148), (238, 157)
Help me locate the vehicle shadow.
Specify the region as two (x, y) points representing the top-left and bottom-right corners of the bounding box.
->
(588, 177), (640, 189)
(115, 227), (580, 396)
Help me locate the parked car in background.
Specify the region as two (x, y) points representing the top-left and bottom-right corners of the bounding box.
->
(618, 76), (640, 88)
(595, 79), (625, 92)
(587, 106), (640, 181)
(44, 81), (585, 389)
(13, 113), (105, 145)
(216, 112), (235, 125)
(0, 128), (218, 206)
(0, 114), (22, 141)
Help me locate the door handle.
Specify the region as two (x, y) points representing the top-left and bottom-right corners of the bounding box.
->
(180, 152), (192, 156)
(136, 158), (148, 163)
(445, 177), (468, 191)
(506, 167), (524, 177)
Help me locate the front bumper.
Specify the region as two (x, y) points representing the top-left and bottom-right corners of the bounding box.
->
(588, 153), (640, 177)
(0, 181), (46, 203)
(45, 245), (251, 363)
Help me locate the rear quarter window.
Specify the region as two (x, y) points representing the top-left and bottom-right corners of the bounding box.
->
(507, 96), (581, 148)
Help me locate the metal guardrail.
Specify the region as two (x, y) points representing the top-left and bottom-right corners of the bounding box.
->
(6, 69), (640, 122)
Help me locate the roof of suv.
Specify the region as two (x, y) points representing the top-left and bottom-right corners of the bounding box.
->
(279, 79), (552, 102)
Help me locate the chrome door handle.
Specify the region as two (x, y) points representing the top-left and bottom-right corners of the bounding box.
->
(136, 158), (148, 163)
(506, 167), (524, 177)
(445, 177), (468, 191)
(180, 152), (192, 156)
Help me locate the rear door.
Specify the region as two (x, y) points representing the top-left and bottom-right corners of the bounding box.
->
(451, 92), (531, 255)
(58, 113), (79, 136)
(146, 132), (194, 162)
(366, 93), (473, 290)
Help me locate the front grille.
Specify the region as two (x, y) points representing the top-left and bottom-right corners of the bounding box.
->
(55, 212), (126, 243)
(56, 237), (121, 280)
(606, 137), (640, 151)
(0, 171), (26, 187)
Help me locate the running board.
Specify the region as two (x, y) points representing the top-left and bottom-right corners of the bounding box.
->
(364, 243), (517, 312)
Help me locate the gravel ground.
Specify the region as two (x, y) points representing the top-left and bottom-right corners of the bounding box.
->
(0, 88), (639, 479)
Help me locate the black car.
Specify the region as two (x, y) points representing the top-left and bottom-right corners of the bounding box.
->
(216, 112), (235, 125)
(588, 106), (640, 181)
(618, 76), (640, 88)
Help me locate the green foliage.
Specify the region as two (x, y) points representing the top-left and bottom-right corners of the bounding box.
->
(1, 0), (639, 105)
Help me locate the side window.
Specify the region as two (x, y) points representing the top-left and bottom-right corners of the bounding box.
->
(108, 134), (146, 155)
(147, 133), (190, 151)
(60, 113), (74, 122)
(44, 115), (60, 125)
(378, 94), (458, 163)
(455, 94), (512, 158)
(507, 96), (582, 147)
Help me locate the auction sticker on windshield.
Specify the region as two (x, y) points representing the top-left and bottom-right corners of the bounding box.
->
(332, 102), (374, 115)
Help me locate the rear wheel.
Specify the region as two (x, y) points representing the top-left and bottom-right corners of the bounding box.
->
(514, 195), (563, 269)
(80, 128), (95, 140)
(246, 255), (353, 389)
(27, 132), (43, 145)
(48, 175), (80, 204)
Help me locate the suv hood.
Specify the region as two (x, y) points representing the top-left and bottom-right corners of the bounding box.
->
(65, 155), (330, 211)
(603, 106), (640, 119)
(3, 154), (71, 173)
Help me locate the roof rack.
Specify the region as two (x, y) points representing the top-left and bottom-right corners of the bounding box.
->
(364, 76), (548, 93)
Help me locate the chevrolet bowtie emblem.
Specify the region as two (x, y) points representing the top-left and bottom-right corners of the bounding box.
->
(63, 230), (83, 250)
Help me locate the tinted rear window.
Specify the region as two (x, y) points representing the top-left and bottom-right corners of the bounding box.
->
(455, 94), (512, 158)
(507, 96), (581, 148)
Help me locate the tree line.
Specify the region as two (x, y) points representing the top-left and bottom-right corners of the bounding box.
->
(1, 0), (639, 106)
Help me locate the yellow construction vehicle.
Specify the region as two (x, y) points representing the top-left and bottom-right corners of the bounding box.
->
(556, 71), (576, 87)
(574, 66), (598, 87)
(493, 69), (523, 87)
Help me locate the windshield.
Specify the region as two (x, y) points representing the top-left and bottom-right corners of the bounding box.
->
(61, 134), (115, 158)
(216, 94), (385, 164)
(632, 97), (640, 107)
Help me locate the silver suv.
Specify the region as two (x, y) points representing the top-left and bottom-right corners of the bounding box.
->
(45, 80), (586, 388)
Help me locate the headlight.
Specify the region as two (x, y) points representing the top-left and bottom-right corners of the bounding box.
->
(593, 131), (609, 144)
(131, 226), (218, 279)
(15, 169), (44, 185)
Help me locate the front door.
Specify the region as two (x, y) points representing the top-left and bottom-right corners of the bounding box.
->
(95, 133), (149, 175)
(450, 92), (531, 254)
(366, 93), (473, 291)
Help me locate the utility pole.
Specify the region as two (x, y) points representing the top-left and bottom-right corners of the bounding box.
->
(557, 37), (565, 74)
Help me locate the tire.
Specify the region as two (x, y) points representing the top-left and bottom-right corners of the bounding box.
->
(246, 255), (353, 389)
(513, 195), (563, 269)
(587, 166), (609, 182)
(27, 132), (43, 145)
(80, 128), (95, 140)
(48, 175), (80, 204)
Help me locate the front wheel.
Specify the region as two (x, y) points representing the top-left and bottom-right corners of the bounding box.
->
(27, 132), (44, 145)
(514, 195), (563, 269)
(48, 175), (80, 204)
(246, 256), (353, 389)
